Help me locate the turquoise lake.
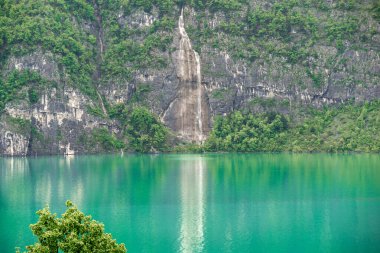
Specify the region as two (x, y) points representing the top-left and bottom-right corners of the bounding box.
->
(1, 154), (380, 252)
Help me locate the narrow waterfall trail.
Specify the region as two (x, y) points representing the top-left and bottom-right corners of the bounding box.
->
(163, 8), (209, 143)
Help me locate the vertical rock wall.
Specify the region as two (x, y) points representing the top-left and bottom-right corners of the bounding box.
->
(0, 131), (29, 156)
(162, 9), (210, 143)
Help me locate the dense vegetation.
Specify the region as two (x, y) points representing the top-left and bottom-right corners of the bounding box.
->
(16, 201), (126, 253)
(1, 0), (379, 154)
(184, 0), (374, 63)
(0, 0), (377, 89)
(0, 70), (52, 111)
(108, 104), (169, 152)
(126, 106), (168, 152)
(0, 0), (97, 96)
(82, 105), (169, 153)
(204, 101), (380, 152)
(205, 112), (289, 152)
(373, 0), (380, 20)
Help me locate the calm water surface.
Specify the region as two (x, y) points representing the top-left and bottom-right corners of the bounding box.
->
(1, 154), (380, 252)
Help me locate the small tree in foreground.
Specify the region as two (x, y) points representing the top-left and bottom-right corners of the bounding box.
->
(17, 201), (126, 253)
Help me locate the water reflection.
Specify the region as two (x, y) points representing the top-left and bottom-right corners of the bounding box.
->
(179, 156), (206, 253)
(0, 154), (380, 253)
(203, 154), (380, 252)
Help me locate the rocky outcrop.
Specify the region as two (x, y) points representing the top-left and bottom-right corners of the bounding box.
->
(0, 85), (108, 156)
(162, 9), (210, 143)
(0, 131), (29, 156)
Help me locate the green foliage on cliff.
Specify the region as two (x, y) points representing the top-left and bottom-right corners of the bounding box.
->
(181, 0), (373, 69)
(124, 0), (246, 13)
(285, 101), (380, 152)
(127, 106), (168, 152)
(100, 1), (175, 83)
(205, 101), (380, 153)
(1, 0), (377, 102)
(102, 34), (172, 81)
(0, 70), (49, 111)
(92, 128), (126, 151)
(0, 0), (379, 155)
(108, 103), (169, 152)
(372, 0), (380, 20)
(246, 1), (318, 40)
(0, 0), (97, 97)
(5, 115), (31, 136)
(17, 201), (126, 253)
(205, 111), (289, 152)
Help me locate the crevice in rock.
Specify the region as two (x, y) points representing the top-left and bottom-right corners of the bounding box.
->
(26, 118), (36, 156)
(312, 51), (347, 102)
(160, 97), (179, 120)
(92, 0), (108, 116)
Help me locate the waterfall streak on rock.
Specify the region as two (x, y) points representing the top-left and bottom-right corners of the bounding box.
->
(163, 9), (209, 143)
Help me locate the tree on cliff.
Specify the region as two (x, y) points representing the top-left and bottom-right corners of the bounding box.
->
(16, 201), (126, 253)
(127, 106), (168, 153)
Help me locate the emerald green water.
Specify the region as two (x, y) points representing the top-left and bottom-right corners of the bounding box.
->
(1, 154), (380, 252)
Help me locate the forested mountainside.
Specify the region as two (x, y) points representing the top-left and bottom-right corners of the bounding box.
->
(0, 0), (379, 155)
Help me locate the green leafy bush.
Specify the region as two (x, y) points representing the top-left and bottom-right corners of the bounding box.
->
(92, 128), (125, 150)
(17, 201), (126, 253)
(127, 106), (168, 152)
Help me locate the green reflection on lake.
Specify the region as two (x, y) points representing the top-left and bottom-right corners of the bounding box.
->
(1, 154), (380, 252)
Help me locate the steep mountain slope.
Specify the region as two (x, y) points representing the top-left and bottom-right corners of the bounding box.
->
(0, 0), (379, 155)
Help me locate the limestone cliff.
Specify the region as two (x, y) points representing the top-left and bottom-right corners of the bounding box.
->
(0, 0), (379, 155)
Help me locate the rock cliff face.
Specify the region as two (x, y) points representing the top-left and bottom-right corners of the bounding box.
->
(0, 84), (106, 156)
(0, 0), (379, 155)
(162, 9), (210, 143)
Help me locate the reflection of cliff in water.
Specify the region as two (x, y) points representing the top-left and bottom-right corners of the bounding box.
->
(163, 9), (209, 143)
(203, 154), (380, 252)
(1, 154), (380, 252)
